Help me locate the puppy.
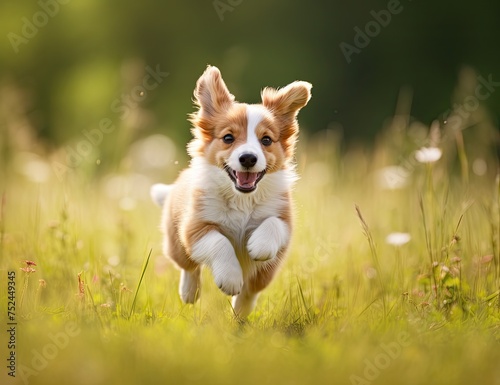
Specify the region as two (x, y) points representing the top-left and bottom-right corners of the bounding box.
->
(151, 66), (311, 318)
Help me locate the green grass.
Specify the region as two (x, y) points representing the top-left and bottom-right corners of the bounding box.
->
(1, 123), (499, 385)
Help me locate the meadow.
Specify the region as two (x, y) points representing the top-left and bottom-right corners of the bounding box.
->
(1, 92), (499, 385)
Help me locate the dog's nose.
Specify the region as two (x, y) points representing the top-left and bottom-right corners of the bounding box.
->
(239, 153), (258, 168)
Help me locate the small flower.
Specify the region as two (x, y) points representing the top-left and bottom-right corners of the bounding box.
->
(20, 267), (36, 273)
(120, 283), (132, 293)
(38, 279), (47, 288)
(24, 260), (37, 266)
(415, 147), (442, 163)
(77, 272), (85, 298)
(386, 232), (411, 246)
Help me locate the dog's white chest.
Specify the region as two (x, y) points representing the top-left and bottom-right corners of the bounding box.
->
(192, 161), (295, 252)
(200, 195), (281, 247)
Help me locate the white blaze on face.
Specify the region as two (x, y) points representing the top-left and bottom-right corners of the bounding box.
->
(228, 104), (268, 172)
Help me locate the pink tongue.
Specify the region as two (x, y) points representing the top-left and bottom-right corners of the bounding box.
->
(235, 171), (258, 187)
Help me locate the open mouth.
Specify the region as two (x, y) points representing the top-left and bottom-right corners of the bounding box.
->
(225, 166), (266, 193)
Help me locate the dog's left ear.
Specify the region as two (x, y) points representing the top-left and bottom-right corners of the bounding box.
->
(261, 81), (312, 122)
(262, 81), (311, 158)
(193, 66), (235, 119)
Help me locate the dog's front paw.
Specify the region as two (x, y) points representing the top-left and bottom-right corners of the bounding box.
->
(212, 260), (244, 296)
(247, 217), (289, 262)
(247, 236), (278, 261)
(247, 232), (279, 262)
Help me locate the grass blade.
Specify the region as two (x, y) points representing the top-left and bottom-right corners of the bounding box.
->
(129, 248), (152, 318)
(355, 204), (386, 317)
(296, 277), (313, 324)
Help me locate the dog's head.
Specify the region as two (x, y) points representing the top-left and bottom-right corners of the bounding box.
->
(188, 66), (312, 193)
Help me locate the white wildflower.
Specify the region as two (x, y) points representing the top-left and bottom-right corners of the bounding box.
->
(415, 147), (442, 163)
(386, 232), (411, 246)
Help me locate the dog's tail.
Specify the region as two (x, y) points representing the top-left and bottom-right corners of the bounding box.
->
(150, 183), (173, 207)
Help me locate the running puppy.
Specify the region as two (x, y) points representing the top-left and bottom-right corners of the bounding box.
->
(151, 66), (312, 317)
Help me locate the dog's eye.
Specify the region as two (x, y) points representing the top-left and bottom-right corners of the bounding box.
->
(222, 134), (235, 144)
(261, 136), (272, 146)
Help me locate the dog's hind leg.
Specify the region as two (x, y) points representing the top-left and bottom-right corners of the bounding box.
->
(167, 242), (200, 304)
(179, 267), (201, 304)
(163, 219), (201, 304)
(232, 253), (285, 318)
(232, 284), (259, 319)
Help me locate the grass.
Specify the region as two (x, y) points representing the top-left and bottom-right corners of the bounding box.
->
(0, 117), (499, 385)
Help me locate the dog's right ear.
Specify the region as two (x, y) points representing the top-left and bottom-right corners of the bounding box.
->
(193, 66), (234, 119)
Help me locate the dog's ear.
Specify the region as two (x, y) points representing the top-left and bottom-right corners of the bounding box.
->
(262, 81), (312, 158)
(188, 66), (234, 156)
(261, 81), (312, 123)
(193, 66), (235, 119)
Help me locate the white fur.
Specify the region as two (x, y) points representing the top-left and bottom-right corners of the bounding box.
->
(232, 286), (258, 318)
(188, 157), (297, 282)
(247, 216), (289, 261)
(150, 183), (172, 207)
(191, 230), (243, 295)
(227, 105), (268, 172)
(179, 268), (200, 303)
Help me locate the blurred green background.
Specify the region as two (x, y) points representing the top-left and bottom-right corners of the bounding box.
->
(1, 4), (500, 385)
(1, 0), (499, 153)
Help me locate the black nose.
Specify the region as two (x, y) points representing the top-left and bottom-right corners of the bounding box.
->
(239, 153), (258, 168)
